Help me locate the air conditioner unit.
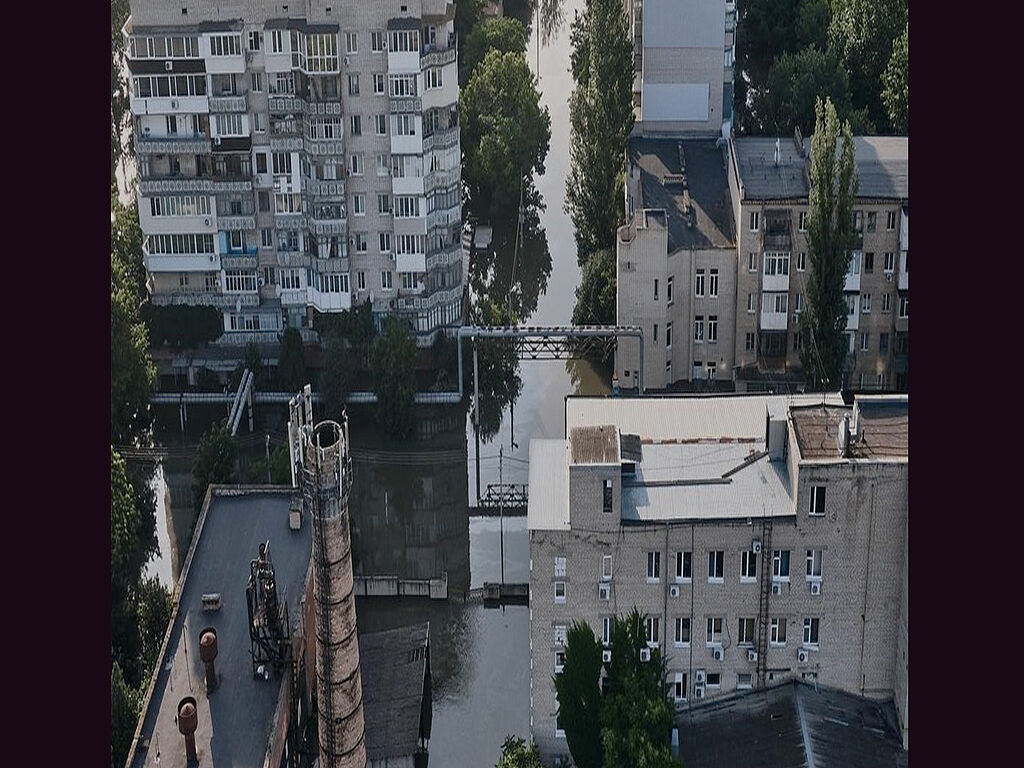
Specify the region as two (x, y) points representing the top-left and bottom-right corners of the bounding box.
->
(343, 56), (350, 66)
(639, 648), (651, 662)
(771, 582), (784, 595)
(602, 649), (612, 663)
(670, 585), (680, 598)
(711, 646), (723, 661)
(258, 276), (266, 287)
(747, 649), (758, 662)
(203, 217), (211, 227)
(810, 581), (822, 595)
(598, 583), (611, 601)
(170, 99), (180, 109)
(695, 669), (706, 684)
(694, 685), (705, 699)
(797, 648), (809, 664)
(214, 136), (222, 145)
(208, 254), (216, 262)
(165, 60), (174, 71)
(752, 538), (762, 554)
(885, 272), (894, 282)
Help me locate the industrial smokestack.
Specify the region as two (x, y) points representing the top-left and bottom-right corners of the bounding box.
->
(177, 697), (199, 765)
(199, 628), (218, 691)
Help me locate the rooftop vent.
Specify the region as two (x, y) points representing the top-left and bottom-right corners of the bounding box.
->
(199, 628), (218, 691)
(177, 696), (199, 765)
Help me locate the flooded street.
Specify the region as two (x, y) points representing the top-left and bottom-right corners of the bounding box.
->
(136, 2), (607, 765)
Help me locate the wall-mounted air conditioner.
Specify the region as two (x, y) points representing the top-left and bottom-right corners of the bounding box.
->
(695, 670), (706, 684)
(602, 649), (612, 663)
(752, 538), (761, 554)
(598, 583), (610, 601)
(694, 685), (705, 699)
(810, 581), (821, 595)
(670, 585), (680, 598)
(771, 582), (784, 595)
(797, 648), (809, 663)
(165, 60), (174, 71)
(639, 648), (651, 662)
(747, 649), (758, 662)
(711, 646), (723, 661)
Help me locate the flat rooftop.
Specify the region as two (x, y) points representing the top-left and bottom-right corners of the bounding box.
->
(528, 439), (570, 532)
(129, 490), (311, 768)
(677, 681), (908, 768)
(629, 137), (736, 252)
(733, 136), (908, 201)
(791, 396), (908, 461)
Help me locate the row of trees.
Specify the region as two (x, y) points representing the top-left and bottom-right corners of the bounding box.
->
(565, 0), (635, 330)
(737, 0), (908, 136)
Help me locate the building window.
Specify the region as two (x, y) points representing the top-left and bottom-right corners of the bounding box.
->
(708, 316), (718, 343)
(880, 332), (889, 353)
(352, 194), (365, 216)
(706, 361), (716, 380)
(798, 211), (807, 232)
(645, 616), (660, 647)
(603, 479), (612, 513)
(251, 71), (264, 93)
(748, 253), (757, 273)
(391, 113), (416, 136)
(770, 618), (787, 646)
(852, 210), (863, 230)
(706, 617), (723, 646)
(347, 73), (359, 95)
(738, 618), (755, 645)
(371, 31), (385, 52)
(899, 297), (908, 318)
(209, 34), (242, 57)
(373, 73), (385, 94)
(882, 293), (892, 312)
(797, 252), (806, 271)
(374, 113), (388, 135)
(745, 332), (755, 351)
(859, 332), (869, 351)
(376, 153), (389, 176)
(862, 293), (871, 313)
(602, 555), (612, 580)
(772, 550), (790, 580)
(693, 316), (704, 343)
(602, 617), (612, 646)
(749, 211), (759, 232)
(350, 154), (363, 175)
(740, 551), (757, 581)
(665, 322), (673, 349)
(674, 617), (691, 647)
(809, 485), (825, 515)
(554, 649), (565, 674)
(554, 582), (566, 603)
(554, 557), (567, 577)
(737, 673), (753, 689)
(794, 293), (804, 314)
(709, 269), (719, 298)
(803, 618), (820, 647)
(887, 211), (897, 230)
(864, 252), (874, 273)
(381, 270), (393, 290)
(389, 74), (418, 97)
(674, 672), (688, 701)
(350, 114), (362, 136)
(866, 211), (877, 232)
(653, 323), (658, 343)
(379, 232), (391, 253)
(377, 194), (392, 215)
(708, 551), (724, 582)
(356, 271), (365, 291)
(746, 293), (755, 313)
(647, 551), (661, 582)
(763, 251), (790, 276)
(261, 228), (273, 248)
(675, 551), (692, 582)
(344, 31), (357, 54)
(654, 278), (659, 300)
(884, 252), (896, 272)
(425, 66), (444, 89)
(695, 269), (705, 297)
(806, 549), (823, 579)
(667, 276), (674, 304)
(794, 333), (802, 352)
(706, 672), (721, 687)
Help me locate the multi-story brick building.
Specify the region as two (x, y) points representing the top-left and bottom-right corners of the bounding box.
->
(527, 393), (908, 765)
(616, 135), (909, 391)
(627, 0), (736, 137)
(125, 0), (462, 347)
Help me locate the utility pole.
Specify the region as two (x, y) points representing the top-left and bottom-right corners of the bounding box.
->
(499, 445), (505, 586)
(265, 434), (271, 484)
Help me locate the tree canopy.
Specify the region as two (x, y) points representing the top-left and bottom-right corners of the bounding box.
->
(882, 23), (908, 135)
(192, 419), (238, 510)
(554, 621), (605, 768)
(461, 16), (528, 85)
(319, 331), (356, 423)
(111, 251), (155, 446)
(276, 327), (307, 392)
(800, 97), (859, 389)
(371, 316), (417, 438)
(571, 249), (616, 329)
(494, 735), (544, 768)
(461, 49), (551, 224)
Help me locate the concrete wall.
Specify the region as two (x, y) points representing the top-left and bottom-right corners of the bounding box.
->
(616, 219), (668, 390)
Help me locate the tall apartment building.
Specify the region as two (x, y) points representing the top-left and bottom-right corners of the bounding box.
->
(125, 0), (462, 347)
(616, 135), (909, 391)
(616, 136), (737, 391)
(527, 393), (909, 765)
(627, 0), (736, 137)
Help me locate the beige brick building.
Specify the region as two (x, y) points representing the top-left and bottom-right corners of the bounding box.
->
(527, 393), (908, 765)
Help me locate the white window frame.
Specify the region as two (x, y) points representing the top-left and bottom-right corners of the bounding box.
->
(862, 293), (872, 313)
(709, 268), (719, 298)
(803, 617), (820, 648)
(602, 617), (612, 646)
(693, 316), (704, 344)
(645, 616), (660, 648)
(749, 211), (759, 232)
(345, 31), (357, 54)
(553, 624), (567, 647)
(554, 581), (566, 603)
(708, 551), (724, 583)
(772, 549), (791, 581)
(886, 211), (897, 231)
(694, 269), (705, 297)
(806, 549), (823, 580)
(737, 673), (753, 690)
(899, 297), (908, 319)
(884, 251), (896, 273)
(373, 73), (385, 95)
(770, 618), (787, 646)
(674, 672), (688, 701)
(797, 252), (806, 271)
(748, 253), (757, 273)
(740, 551), (757, 582)
(381, 270), (393, 290)
(737, 617), (755, 646)
(674, 617), (691, 647)
(601, 555), (612, 581)
(706, 617), (723, 646)
(647, 551), (661, 583)
(675, 551), (691, 583)
(708, 316), (718, 344)
(667, 275), (674, 305)
(798, 211), (807, 232)
(371, 31), (386, 52)
(352, 193), (365, 216)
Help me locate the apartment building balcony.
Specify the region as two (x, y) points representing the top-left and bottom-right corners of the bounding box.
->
(424, 167), (459, 195)
(845, 311), (860, 332)
(843, 270), (861, 292)
(221, 253), (258, 270)
(762, 218), (792, 251)
(151, 290), (250, 308)
(760, 309), (788, 331)
(307, 99), (343, 117)
(270, 135), (303, 152)
(421, 45), (457, 69)
(898, 251), (908, 291)
(390, 96), (424, 115)
(314, 256), (350, 274)
(310, 288), (352, 312)
(761, 272), (790, 293)
(398, 252), (427, 274)
(279, 287), (308, 307)
(393, 175), (426, 196)
(426, 242), (461, 271)
(212, 135), (252, 153)
(268, 95), (306, 114)
(211, 178), (252, 193)
(399, 283), (427, 298)
(274, 211), (306, 229)
(139, 176), (214, 194)
(217, 215), (256, 232)
(307, 178), (346, 198)
(276, 251), (311, 269)
(426, 204), (460, 232)
(145, 250), (220, 273)
(388, 48), (421, 75)
(208, 94), (248, 113)
(305, 137), (346, 157)
(422, 125), (459, 152)
(131, 94), (209, 116)
(136, 135), (211, 154)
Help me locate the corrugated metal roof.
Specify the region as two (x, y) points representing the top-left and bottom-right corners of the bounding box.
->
(570, 425), (621, 464)
(527, 440), (570, 531)
(566, 394), (844, 442)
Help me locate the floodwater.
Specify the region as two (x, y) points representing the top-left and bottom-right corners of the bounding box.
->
(135, 2), (607, 765)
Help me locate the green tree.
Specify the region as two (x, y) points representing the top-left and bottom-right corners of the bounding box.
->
(461, 49), (551, 224)
(231, 342), (264, 390)
(464, 297), (522, 442)
(247, 443), (293, 485)
(751, 47), (869, 137)
(461, 16), (528, 85)
(601, 609), (678, 768)
(111, 0), (132, 186)
(828, 0), (908, 129)
(571, 248), (616, 328)
(111, 252), (156, 446)
(111, 190), (146, 298)
(554, 621), (604, 768)
(319, 332), (356, 422)
(142, 304), (224, 348)
(276, 327), (307, 392)
(494, 735), (544, 768)
(882, 23), (908, 134)
(192, 419), (238, 510)
(455, 0), (487, 54)
(800, 98), (859, 390)
(135, 576), (173, 675)
(111, 661), (140, 768)
(564, 0), (634, 262)
(371, 317), (417, 438)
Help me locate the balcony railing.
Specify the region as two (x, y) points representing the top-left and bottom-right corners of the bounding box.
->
(217, 215), (256, 231)
(421, 46), (457, 68)
(152, 291), (257, 308)
(422, 126), (459, 152)
(221, 253), (258, 270)
(136, 135), (211, 154)
(209, 94), (248, 112)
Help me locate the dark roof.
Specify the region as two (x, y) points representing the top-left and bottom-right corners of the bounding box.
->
(677, 681), (907, 768)
(359, 623), (431, 760)
(619, 433), (643, 463)
(630, 137), (736, 252)
(733, 137), (908, 201)
(264, 18), (339, 33)
(570, 425), (620, 464)
(790, 398), (908, 460)
(129, 490), (311, 768)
